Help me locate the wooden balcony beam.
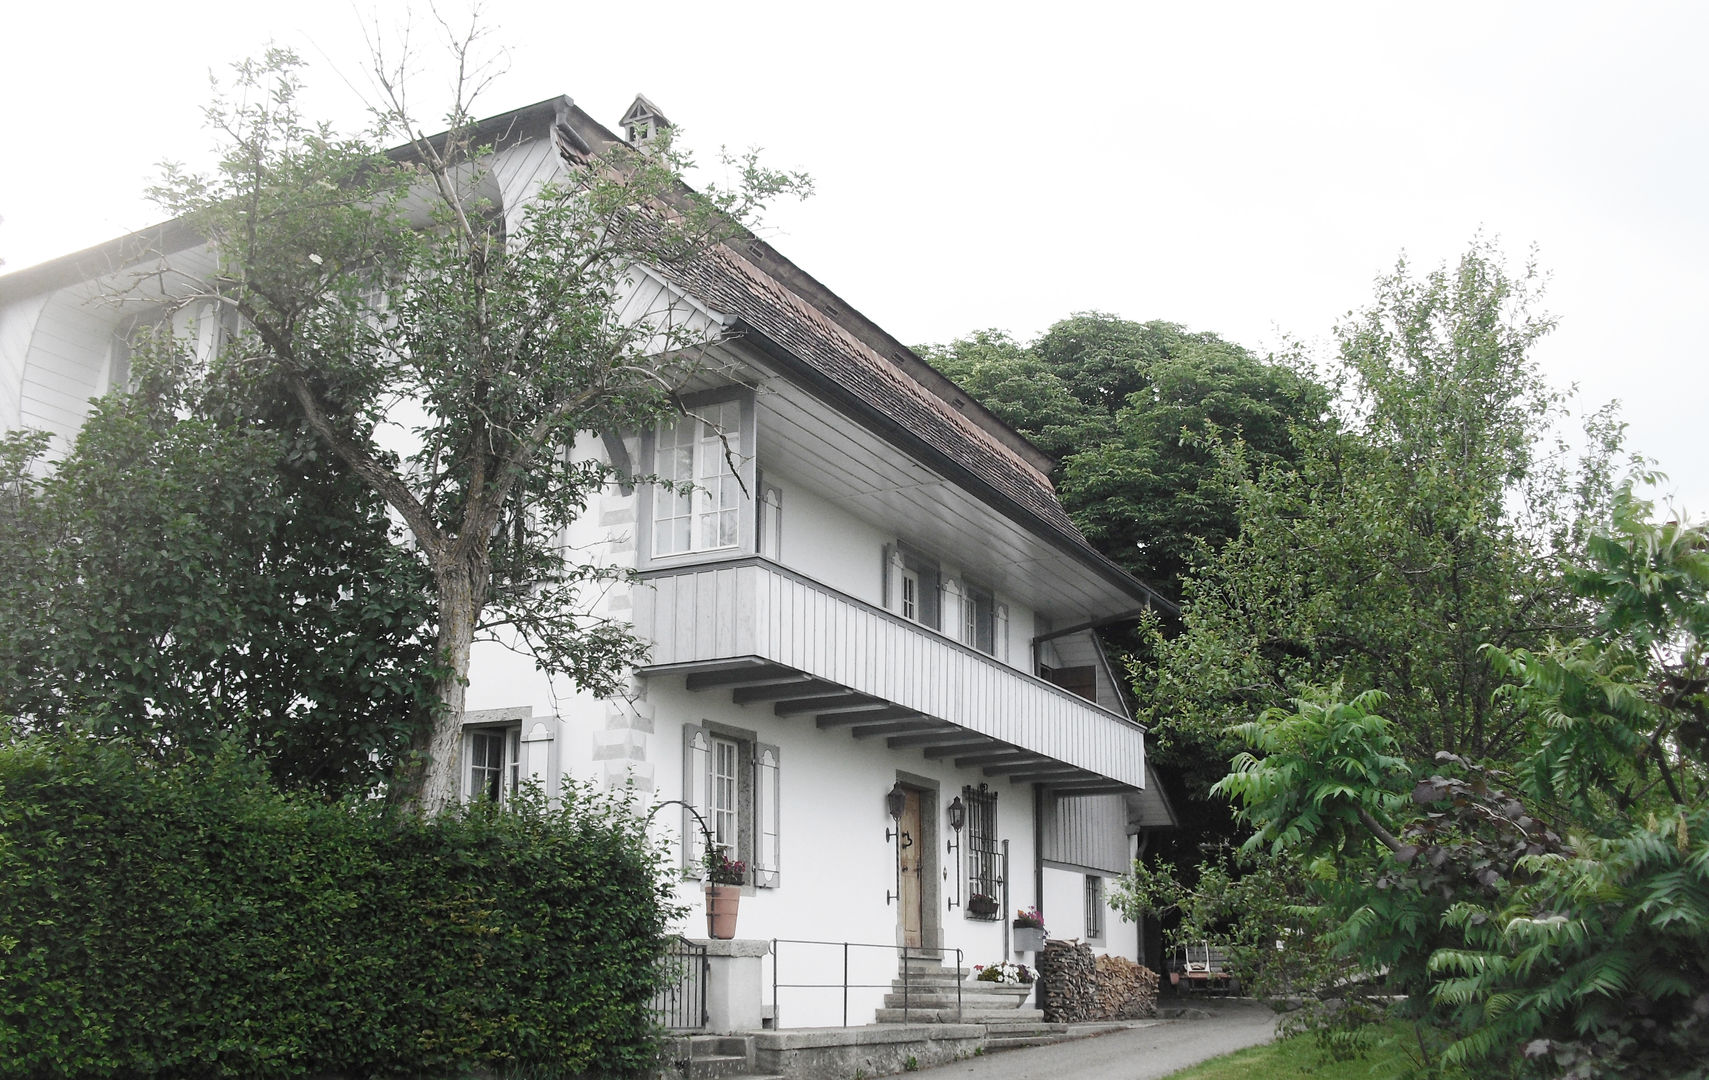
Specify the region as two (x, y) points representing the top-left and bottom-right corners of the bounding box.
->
(889, 731), (991, 750)
(982, 759), (1071, 777)
(996, 765), (1083, 781)
(1041, 779), (1132, 794)
(775, 693), (882, 716)
(923, 738), (1004, 759)
(685, 664), (804, 692)
(815, 705), (921, 729)
(731, 679), (844, 705)
(850, 718), (940, 739)
(952, 748), (1033, 767)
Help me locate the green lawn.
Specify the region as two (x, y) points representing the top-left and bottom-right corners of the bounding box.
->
(1161, 1025), (1421, 1080)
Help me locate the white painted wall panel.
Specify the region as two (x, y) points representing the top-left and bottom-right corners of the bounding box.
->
(633, 560), (1146, 788)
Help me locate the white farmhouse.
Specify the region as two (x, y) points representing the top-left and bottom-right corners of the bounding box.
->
(0, 94), (1177, 1030)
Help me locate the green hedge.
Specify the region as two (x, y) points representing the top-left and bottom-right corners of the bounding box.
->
(0, 734), (676, 1079)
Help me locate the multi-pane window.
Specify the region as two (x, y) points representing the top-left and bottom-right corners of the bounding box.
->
(683, 724), (782, 888)
(901, 568), (921, 622)
(468, 726), (520, 803)
(1085, 875), (1105, 940)
(711, 735), (740, 857)
(654, 402), (742, 557)
(964, 783), (1001, 919)
(960, 583), (1007, 659)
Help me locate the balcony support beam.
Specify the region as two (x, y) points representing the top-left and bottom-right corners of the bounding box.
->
(850, 719), (942, 739)
(731, 679), (844, 705)
(952, 749), (1033, 767)
(775, 694), (882, 716)
(887, 731), (992, 750)
(684, 664), (803, 692)
(815, 706), (920, 729)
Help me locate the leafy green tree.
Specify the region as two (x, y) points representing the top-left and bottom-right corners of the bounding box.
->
(0, 346), (438, 796)
(924, 314), (1326, 598)
(1144, 243), (1626, 765)
(1212, 487), (1709, 1079)
(139, 42), (808, 810)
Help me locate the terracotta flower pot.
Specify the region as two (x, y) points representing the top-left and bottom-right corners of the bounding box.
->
(706, 884), (741, 939)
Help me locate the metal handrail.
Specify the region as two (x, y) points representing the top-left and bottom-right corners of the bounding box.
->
(771, 939), (964, 1027)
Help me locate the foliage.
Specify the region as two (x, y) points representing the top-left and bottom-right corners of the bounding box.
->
(1144, 242), (1627, 769)
(704, 850), (747, 885)
(922, 314), (1327, 600)
(0, 344), (437, 796)
(0, 730), (678, 1079)
(973, 962), (1034, 985)
(1112, 848), (1333, 1001)
(142, 39), (808, 809)
(1205, 488), (1709, 1078)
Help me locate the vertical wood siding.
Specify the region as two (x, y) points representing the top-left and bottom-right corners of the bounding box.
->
(635, 560), (1146, 788)
(1043, 793), (1131, 874)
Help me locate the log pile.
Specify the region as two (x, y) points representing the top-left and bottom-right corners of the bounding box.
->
(1036, 940), (1159, 1022)
(1094, 954), (1158, 1019)
(1037, 940), (1097, 1023)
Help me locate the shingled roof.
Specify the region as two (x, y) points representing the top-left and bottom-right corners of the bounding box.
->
(661, 241), (1169, 610)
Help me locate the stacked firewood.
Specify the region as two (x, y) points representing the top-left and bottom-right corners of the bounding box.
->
(1094, 954), (1159, 1019)
(1037, 940), (1160, 1022)
(1037, 940), (1097, 1023)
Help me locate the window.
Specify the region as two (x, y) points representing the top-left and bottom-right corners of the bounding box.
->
(682, 723), (780, 888)
(964, 783), (1000, 919)
(653, 401), (744, 557)
(1085, 875), (1105, 940)
(759, 484), (783, 559)
(711, 735), (740, 856)
(466, 725), (520, 803)
(960, 582), (1009, 660)
(885, 543), (941, 629)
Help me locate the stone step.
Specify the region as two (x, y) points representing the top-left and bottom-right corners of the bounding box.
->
(882, 990), (1032, 1010)
(678, 1054), (750, 1080)
(873, 1006), (1047, 1024)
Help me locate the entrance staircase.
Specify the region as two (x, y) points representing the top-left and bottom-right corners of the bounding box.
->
(874, 954), (1068, 1048)
(665, 1034), (782, 1080)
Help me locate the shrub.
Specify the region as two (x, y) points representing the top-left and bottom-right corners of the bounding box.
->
(0, 733), (676, 1079)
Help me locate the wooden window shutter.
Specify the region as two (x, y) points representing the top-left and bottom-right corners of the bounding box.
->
(753, 742), (782, 888)
(682, 724), (711, 877)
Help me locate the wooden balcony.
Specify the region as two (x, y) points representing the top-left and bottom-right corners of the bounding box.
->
(633, 557), (1145, 792)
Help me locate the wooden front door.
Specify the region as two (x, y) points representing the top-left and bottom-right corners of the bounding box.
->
(898, 787), (924, 948)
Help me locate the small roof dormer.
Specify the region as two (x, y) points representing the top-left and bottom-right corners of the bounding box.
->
(619, 94), (672, 148)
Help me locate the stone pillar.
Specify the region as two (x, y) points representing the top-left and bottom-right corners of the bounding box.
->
(694, 937), (770, 1032)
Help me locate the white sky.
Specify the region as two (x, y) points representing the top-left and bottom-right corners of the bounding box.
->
(4, 1), (1705, 511)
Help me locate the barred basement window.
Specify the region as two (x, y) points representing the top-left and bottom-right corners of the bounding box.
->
(1085, 875), (1105, 941)
(964, 783), (1000, 919)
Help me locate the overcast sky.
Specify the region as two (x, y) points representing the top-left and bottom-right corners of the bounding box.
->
(4, 1), (1704, 511)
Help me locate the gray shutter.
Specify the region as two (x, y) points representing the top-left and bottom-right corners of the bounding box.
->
(682, 724), (711, 877)
(754, 741), (781, 888)
(881, 544), (894, 609)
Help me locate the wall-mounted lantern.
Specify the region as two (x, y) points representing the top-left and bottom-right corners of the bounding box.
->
(946, 796), (965, 911)
(885, 781), (912, 906)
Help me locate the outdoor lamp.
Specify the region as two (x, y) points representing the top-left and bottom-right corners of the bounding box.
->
(947, 796), (966, 834)
(886, 780), (906, 820)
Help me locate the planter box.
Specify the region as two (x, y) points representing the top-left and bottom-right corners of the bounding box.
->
(1012, 927), (1045, 953)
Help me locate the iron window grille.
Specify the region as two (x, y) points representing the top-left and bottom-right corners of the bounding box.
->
(964, 783), (1001, 920)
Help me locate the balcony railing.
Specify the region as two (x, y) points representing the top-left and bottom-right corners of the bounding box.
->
(633, 557), (1145, 789)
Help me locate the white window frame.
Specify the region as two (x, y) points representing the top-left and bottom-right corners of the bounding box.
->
(652, 401), (743, 559)
(465, 724), (521, 804)
(683, 722), (781, 888)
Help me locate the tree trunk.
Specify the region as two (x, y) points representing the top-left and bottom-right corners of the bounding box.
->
(395, 553), (489, 814)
